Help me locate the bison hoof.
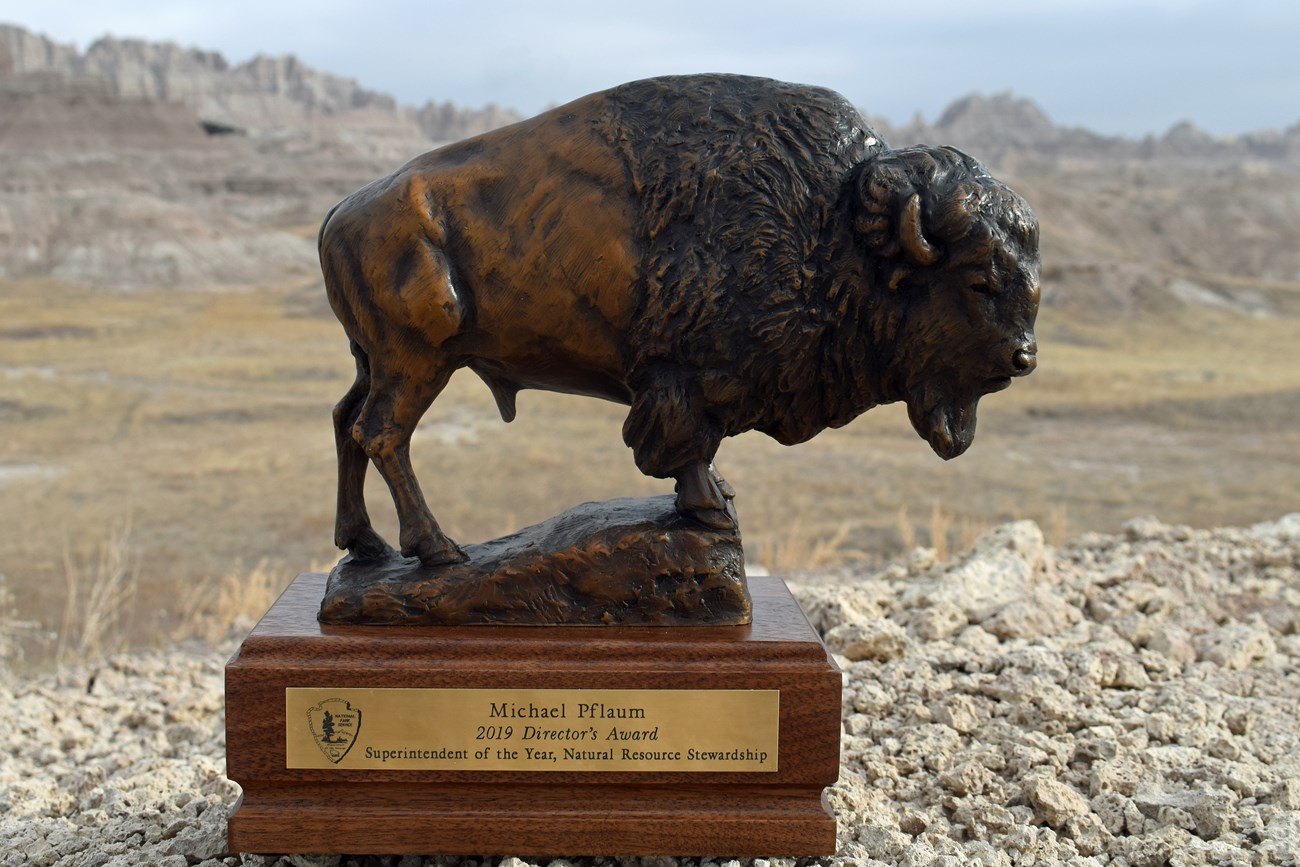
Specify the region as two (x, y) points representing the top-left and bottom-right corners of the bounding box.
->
(712, 475), (737, 501)
(683, 507), (737, 532)
(343, 528), (395, 561)
(404, 536), (467, 567)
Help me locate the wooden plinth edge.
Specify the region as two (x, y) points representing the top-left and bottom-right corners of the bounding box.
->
(226, 573), (842, 857)
(228, 784), (834, 856)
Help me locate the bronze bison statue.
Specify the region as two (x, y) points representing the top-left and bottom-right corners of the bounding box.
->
(320, 74), (1040, 566)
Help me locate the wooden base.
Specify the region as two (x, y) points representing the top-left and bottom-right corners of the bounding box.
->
(226, 573), (841, 857)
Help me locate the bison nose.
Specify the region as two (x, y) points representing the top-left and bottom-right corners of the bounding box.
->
(1012, 347), (1037, 374)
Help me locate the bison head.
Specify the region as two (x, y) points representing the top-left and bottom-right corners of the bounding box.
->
(855, 145), (1040, 460)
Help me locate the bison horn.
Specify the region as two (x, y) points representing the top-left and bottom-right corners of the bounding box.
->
(900, 194), (938, 266)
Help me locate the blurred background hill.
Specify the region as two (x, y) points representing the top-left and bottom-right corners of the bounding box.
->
(4, 23), (1298, 309)
(0, 23), (519, 288)
(1, 21), (1298, 670)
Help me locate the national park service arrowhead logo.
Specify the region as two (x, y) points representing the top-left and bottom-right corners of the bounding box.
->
(306, 698), (362, 764)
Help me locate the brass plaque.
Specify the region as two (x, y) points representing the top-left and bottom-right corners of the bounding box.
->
(286, 688), (779, 772)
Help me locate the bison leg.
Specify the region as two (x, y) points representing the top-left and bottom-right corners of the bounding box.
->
(333, 342), (392, 559)
(623, 373), (736, 531)
(354, 365), (466, 567)
(709, 463), (736, 501)
(673, 462), (735, 530)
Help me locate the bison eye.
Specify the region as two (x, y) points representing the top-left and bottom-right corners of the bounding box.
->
(969, 276), (995, 295)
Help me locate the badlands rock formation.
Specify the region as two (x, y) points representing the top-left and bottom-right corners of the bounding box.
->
(3, 23), (1300, 306)
(0, 24), (520, 289)
(2, 515), (1297, 866)
(874, 92), (1300, 168)
(0, 24), (519, 141)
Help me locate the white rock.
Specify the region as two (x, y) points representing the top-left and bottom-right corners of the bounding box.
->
(931, 694), (982, 734)
(1196, 621), (1278, 670)
(852, 681), (893, 717)
(6, 510), (1300, 867)
(1258, 812), (1300, 863)
(825, 619), (911, 662)
(1123, 516), (1170, 541)
(1131, 783), (1235, 839)
(1121, 825), (1201, 867)
(939, 761), (991, 796)
(1250, 512), (1300, 541)
(901, 521), (1044, 623)
(1112, 656), (1152, 688)
(1023, 775), (1090, 828)
(983, 587), (1081, 640)
(1145, 623), (1196, 665)
(1064, 813), (1112, 857)
(901, 600), (967, 640)
(855, 824), (910, 859)
(845, 713), (872, 736)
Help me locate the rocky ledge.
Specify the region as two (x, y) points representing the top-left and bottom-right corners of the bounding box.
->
(2, 514), (1298, 866)
(320, 496), (750, 626)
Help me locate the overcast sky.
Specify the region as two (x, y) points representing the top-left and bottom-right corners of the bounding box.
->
(3, 0), (1297, 137)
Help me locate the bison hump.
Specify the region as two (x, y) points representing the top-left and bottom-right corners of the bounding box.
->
(597, 74), (881, 371)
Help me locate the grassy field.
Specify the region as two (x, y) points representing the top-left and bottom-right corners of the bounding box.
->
(3, 273), (1300, 670)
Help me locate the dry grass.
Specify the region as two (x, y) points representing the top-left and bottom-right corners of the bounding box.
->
(173, 559), (291, 644)
(752, 520), (870, 572)
(895, 505), (989, 561)
(1046, 505), (1071, 548)
(0, 572), (47, 679)
(55, 521), (137, 672)
(896, 507), (917, 553)
(2, 273), (1300, 670)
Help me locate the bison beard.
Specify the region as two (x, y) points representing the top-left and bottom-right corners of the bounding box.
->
(319, 73), (1039, 565)
(907, 386), (978, 461)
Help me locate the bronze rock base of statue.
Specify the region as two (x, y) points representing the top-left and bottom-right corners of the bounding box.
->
(319, 495), (751, 626)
